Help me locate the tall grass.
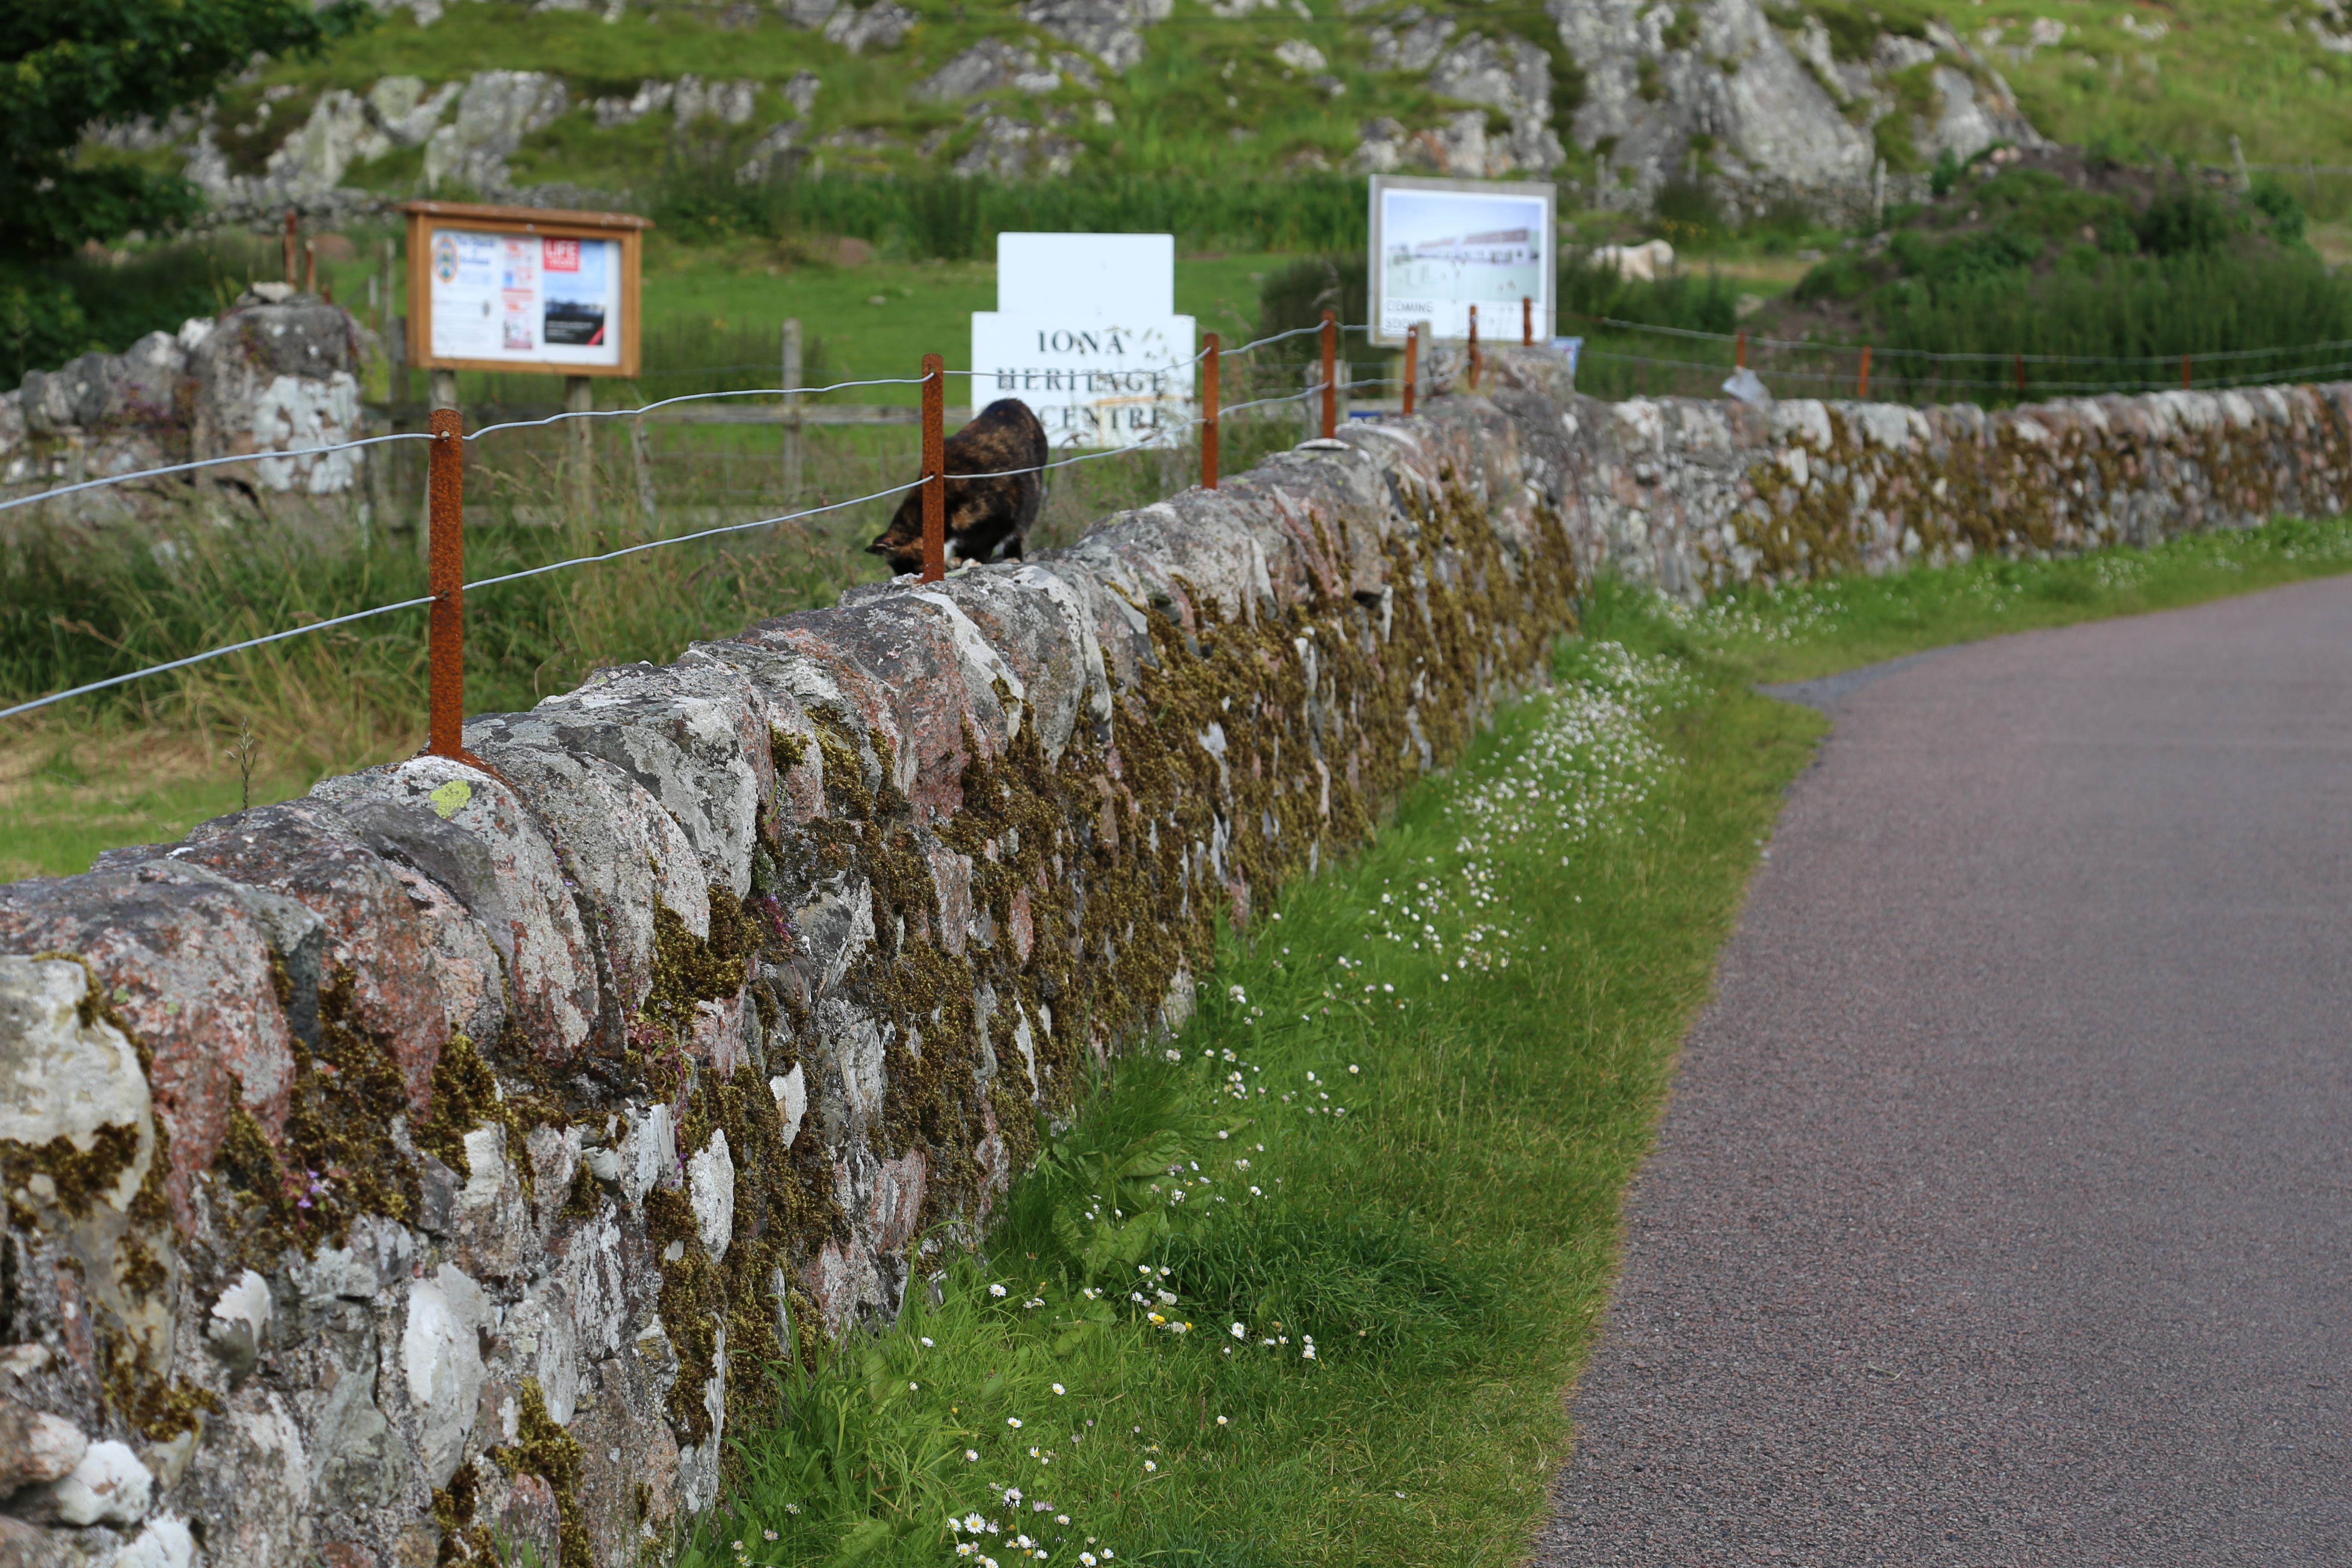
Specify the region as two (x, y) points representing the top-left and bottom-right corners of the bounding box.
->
(1568, 243), (2352, 406)
(652, 166), (1366, 261)
(1868, 248), (2352, 387)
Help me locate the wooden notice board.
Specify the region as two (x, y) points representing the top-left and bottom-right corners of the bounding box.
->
(401, 200), (651, 378)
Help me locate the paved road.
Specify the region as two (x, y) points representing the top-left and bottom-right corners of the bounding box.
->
(1538, 578), (2352, 1566)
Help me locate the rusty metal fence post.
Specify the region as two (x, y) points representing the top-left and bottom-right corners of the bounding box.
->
(1858, 344), (1872, 401)
(921, 353), (946, 581)
(427, 408), (467, 759)
(1320, 311), (1338, 439)
(1403, 324), (1418, 417)
(1202, 333), (1220, 490)
(1522, 295), (1533, 346)
(1468, 305), (1481, 389)
(2181, 354), (2193, 390)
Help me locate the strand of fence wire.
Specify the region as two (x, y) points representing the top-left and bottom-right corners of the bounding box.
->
(0, 594), (441, 723)
(467, 375), (938, 440)
(1, 478), (941, 723)
(1568, 311), (2352, 367)
(0, 431), (436, 519)
(463, 478), (925, 593)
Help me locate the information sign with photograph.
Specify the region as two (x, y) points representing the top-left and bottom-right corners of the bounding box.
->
(402, 201), (649, 377)
(973, 232), (1195, 449)
(1367, 176), (1556, 346)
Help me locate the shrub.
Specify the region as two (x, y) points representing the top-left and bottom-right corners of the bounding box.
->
(2134, 183), (2236, 257)
(2250, 180), (2309, 246)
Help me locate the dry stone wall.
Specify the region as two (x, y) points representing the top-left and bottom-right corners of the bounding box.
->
(1, 292), (374, 534)
(4, 348), (2348, 1568)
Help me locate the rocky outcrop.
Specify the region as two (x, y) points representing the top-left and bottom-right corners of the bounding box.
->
(424, 71), (573, 195)
(8, 350), (2347, 1566)
(2, 295), (372, 524)
(1357, 12), (1567, 178)
(1019, 0), (1169, 72)
(1542, 0), (2046, 221)
(122, 0), (2051, 217)
(821, 0), (919, 53)
(916, 40), (1066, 101)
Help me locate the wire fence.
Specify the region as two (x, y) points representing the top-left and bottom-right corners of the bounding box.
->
(0, 322), (1391, 727)
(12, 305), (2351, 730)
(1560, 312), (2352, 405)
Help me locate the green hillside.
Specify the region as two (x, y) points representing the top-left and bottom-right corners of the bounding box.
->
(15, 0), (2352, 382)
(152, 0), (2352, 193)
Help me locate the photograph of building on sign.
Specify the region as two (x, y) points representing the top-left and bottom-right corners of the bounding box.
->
(971, 232), (1196, 450)
(429, 230), (623, 367)
(1369, 177), (1555, 346)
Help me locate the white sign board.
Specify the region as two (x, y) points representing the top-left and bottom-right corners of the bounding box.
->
(427, 228), (625, 367)
(971, 315), (1198, 447)
(995, 232), (1175, 318)
(974, 233), (1195, 450)
(1368, 176), (1556, 346)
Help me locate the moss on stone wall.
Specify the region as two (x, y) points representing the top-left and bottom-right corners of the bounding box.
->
(1720, 395), (2352, 586)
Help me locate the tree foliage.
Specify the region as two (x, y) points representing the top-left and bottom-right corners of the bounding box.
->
(0, 0), (368, 260)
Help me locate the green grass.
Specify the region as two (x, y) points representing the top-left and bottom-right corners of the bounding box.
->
(680, 511), (2352, 1567)
(1683, 513), (2352, 685)
(0, 758), (308, 882)
(617, 249), (1292, 404)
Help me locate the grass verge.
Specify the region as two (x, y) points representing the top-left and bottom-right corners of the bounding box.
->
(682, 513), (2352, 1568)
(687, 635), (1821, 1568)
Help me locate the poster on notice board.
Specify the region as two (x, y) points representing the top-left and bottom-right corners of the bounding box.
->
(402, 201), (648, 377)
(1367, 175), (1556, 346)
(428, 232), (622, 365)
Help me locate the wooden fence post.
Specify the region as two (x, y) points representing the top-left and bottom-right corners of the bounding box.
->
(781, 318), (804, 498)
(632, 417), (657, 525)
(1403, 324), (1418, 417)
(1522, 295), (1533, 346)
(564, 375), (594, 519)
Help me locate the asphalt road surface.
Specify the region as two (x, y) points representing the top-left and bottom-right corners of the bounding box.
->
(1537, 578), (2352, 1566)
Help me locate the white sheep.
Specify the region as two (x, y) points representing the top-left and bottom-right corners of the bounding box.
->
(1585, 238), (1677, 282)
